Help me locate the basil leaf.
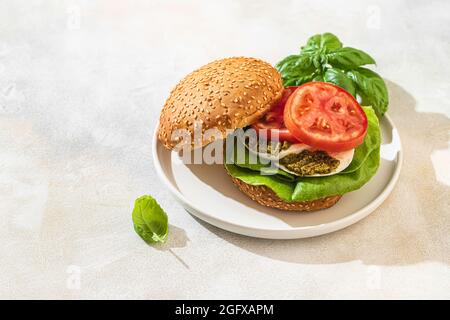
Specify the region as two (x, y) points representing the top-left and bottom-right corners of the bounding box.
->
(301, 33), (343, 53)
(292, 147), (380, 201)
(323, 68), (356, 95)
(281, 71), (315, 86)
(278, 55), (312, 71)
(327, 47), (376, 70)
(347, 67), (389, 116)
(312, 73), (324, 82)
(283, 77), (299, 86)
(132, 195), (168, 244)
(276, 54), (315, 87)
(282, 73), (315, 86)
(276, 54), (313, 73)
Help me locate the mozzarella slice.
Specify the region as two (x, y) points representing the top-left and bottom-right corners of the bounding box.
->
(243, 137), (354, 177)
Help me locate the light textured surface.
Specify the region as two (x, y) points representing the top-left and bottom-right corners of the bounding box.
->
(1, 0), (449, 299)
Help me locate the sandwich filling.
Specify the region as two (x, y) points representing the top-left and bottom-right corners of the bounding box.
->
(279, 150), (339, 176)
(242, 134), (354, 177)
(225, 106), (381, 203)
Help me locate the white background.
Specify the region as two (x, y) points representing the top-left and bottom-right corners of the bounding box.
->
(1, 0), (449, 299)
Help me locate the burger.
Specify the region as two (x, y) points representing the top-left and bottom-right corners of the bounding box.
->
(157, 57), (381, 212)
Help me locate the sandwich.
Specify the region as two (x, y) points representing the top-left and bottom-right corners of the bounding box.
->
(157, 57), (381, 212)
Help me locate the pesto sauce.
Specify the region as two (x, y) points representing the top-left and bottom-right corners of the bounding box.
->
(279, 150), (340, 176)
(265, 141), (291, 154)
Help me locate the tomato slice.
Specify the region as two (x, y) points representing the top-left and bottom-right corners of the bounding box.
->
(284, 82), (367, 152)
(252, 87), (300, 143)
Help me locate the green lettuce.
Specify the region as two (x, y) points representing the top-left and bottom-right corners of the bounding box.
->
(224, 107), (381, 202)
(276, 33), (389, 117)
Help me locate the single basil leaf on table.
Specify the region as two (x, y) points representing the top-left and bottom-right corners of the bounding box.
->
(301, 33), (343, 53)
(323, 68), (356, 96)
(347, 67), (389, 116)
(327, 47), (376, 70)
(132, 195), (168, 244)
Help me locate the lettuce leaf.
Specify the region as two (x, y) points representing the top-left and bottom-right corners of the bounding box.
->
(226, 163), (296, 200)
(341, 106), (380, 173)
(224, 107), (381, 202)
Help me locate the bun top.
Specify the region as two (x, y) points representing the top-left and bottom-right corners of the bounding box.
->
(157, 57), (283, 150)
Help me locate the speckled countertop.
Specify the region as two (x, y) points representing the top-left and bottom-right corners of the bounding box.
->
(1, 0), (449, 299)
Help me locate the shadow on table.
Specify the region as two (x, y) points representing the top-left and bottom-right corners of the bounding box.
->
(192, 80), (450, 266)
(152, 224), (191, 269)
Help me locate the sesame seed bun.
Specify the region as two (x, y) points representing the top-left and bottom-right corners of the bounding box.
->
(229, 176), (342, 211)
(157, 57), (283, 150)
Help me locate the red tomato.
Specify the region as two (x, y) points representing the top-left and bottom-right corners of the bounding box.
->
(252, 87), (300, 143)
(251, 124), (298, 143)
(284, 82), (367, 152)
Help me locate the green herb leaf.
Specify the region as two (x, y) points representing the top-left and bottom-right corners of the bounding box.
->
(347, 67), (389, 116)
(301, 33), (343, 53)
(132, 195), (168, 244)
(276, 54), (313, 73)
(281, 69), (316, 86)
(323, 68), (356, 96)
(327, 47), (376, 70)
(312, 73), (324, 82)
(226, 139), (296, 181)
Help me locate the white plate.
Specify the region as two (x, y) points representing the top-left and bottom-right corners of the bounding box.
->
(152, 114), (402, 239)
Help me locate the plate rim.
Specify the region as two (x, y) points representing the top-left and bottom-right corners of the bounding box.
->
(152, 113), (403, 239)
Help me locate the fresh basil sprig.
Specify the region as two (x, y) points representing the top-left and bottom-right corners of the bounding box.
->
(132, 195), (168, 244)
(276, 33), (388, 116)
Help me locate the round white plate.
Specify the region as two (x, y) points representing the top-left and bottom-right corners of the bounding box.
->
(153, 114), (402, 239)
